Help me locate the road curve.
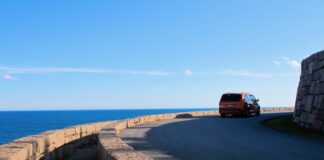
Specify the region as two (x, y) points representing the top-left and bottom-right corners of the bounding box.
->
(119, 113), (324, 160)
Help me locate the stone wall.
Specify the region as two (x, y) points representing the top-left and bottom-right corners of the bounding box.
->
(294, 50), (324, 132)
(0, 121), (113, 160)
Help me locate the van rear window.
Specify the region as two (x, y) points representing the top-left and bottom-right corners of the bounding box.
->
(221, 94), (242, 102)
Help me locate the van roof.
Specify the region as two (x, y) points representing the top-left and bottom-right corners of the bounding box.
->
(223, 92), (252, 96)
(223, 92), (251, 94)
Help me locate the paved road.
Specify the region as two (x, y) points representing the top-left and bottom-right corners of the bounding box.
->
(119, 113), (324, 160)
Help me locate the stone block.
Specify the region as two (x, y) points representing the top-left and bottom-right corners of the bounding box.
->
(35, 153), (45, 160)
(316, 50), (324, 60)
(318, 110), (324, 121)
(301, 86), (310, 95)
(295, 100), (303, 109)
(189, 111), (203, 117)
(143, 116), (150, 121)
(308, 62), (314, 74)
(157, 114), (164, 120)
(139, 117), (145, 124)
(309, 82), (317, 94)
(310, 53), (319, 61)
(65, 134), (81, 144)
(203, 110), (216, 116)
(300, 112), (309, 123)
(131, 118), (140, 126)
(81, 124), (96, 136)
(296, 92), (302, 101)
(126, 119), (134, 128)
(314, 82), (324, 94)
(308, 114), (316, 123)
(162, 114), (171, 120)
(169, 113), (177, 119)
(313, 95), (324, 109)
(302, 96), (314, 112)
(0, 143), (31, 160)
(319, 70), (324, 82)
(315, 60), (324, 71)
(0, 153), (10, 160)
(149, 115), (158, 122)
(312, 70), (321, 81)
(311, 119), (323, 130)
(202, 111), (209, 116)
(301, 59), (308, 70)
(80, 125), (89, 136)
(42, 130), (65, 152)
(94, 123), (104, 132)
(294, 109), (302, 117)
(75, 126), (82, 134)
(65, 127), (76, 137)
(13, 135), (47, 155)
(312, 108), (320, 114)
(115, 121), (127, 133)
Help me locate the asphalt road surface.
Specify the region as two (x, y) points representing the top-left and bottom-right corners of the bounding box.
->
(119, 113), (324, 160)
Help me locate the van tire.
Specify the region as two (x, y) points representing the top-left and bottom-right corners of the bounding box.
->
(256, 109), (260, 116)
(221, 114), (226, 117)
(244, 109), (250, 117)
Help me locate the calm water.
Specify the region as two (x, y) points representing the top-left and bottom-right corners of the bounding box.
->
(0, 108), (213, 144)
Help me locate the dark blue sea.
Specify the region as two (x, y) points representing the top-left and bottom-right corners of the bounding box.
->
(0, 109), (213, 145)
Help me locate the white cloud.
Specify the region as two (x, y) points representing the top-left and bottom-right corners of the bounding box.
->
(274, 60), (281, 66)
(275, 57), (301, 68)
(281, 57), (290, 61)
(276, 72), (300, 77)
(286, 60), (301, 68)
(184, 69), (193, 76)
(221, 69), (272, 78)
(0, 66), (172, 76)
(186, 69), (274, 78)
(196, 69), (299, 78)
(2, 74), (17, 80)
(127, 71), (171, 76)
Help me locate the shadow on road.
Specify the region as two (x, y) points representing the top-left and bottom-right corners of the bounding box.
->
(121, 113), (324, 160)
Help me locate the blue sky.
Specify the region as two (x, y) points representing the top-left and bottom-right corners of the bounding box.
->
(0, 0), (324, 110)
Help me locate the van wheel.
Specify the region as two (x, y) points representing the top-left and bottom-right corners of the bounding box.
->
(256, 109), (260, 116)
(221, 114), (226, 117)
(244, 110), (250, 117)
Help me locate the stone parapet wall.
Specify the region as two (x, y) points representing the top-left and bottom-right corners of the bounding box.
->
(294, 50), (324, 132)
(98, 107), (294, 160)
(0, 121), (113, 160)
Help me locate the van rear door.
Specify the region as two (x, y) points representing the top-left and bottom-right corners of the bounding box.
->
(220, 94), (244, 108)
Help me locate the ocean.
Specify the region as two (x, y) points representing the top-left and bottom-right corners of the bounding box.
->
(0, 108), (213, 145)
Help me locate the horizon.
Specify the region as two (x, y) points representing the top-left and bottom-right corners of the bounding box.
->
(1, 1), (324, 110)
(0, 106), (292, 112)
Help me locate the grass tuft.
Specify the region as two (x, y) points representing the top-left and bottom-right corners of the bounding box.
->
(263, 115), (324, 140)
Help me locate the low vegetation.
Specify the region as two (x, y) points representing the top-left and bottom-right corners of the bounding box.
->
(264, 115), (324, 140)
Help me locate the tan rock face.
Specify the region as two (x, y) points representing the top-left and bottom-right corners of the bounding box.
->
(294, 50), (324, 132)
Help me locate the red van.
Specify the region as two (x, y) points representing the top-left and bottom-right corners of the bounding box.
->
(219, 93), (260, 117)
